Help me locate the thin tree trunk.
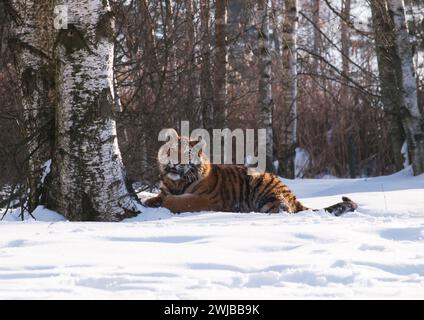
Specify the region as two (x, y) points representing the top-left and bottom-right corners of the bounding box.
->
(388, 0), (424, 175)
(370, 0), (405, 171)
(162, 0), (179, 128)
(184, 0), (200, 126)
(278, 0), (298, 178)
(228, 0), (244, 79)
(165, 0), (177, 84)
(214, 0), (228, 128)
(140, 0), (158, 73)
(270, 0), (283, 56)
(311, 0), (321, 73)
(340, 0), (357, 178)
(47, 0), (139, 221)
(200, 0), (214, 131)
(257, 0), (274, 173)
(0, 1), (12, 55)
(11, 0), (55, 212)
(341, 0), (351, 78)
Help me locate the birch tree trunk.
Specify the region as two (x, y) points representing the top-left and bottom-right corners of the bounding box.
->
(370, 0), (405, 171)
(388, 0), (424, 175)
(214, 0), (228, 128)
(200, 0), (214, 131)
(47, 0), (139, 221)
(11, 0), (55, 212)
(257, 0), (274, 173)
(278, 0), (298, 178)
(270, 0), (283, 56)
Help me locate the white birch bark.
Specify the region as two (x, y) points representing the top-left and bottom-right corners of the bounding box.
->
(388, 0), (424, 175)
(49, 0), (138, 221)
(257, 0), (274, 172)
(279, 0), (298, 178)
(11, 0), (55, 212)
(270, 0), (283, 56)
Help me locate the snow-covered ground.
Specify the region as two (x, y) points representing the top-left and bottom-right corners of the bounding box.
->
(1, 167), (423, 299)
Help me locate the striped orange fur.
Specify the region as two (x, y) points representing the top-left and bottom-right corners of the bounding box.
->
(145, 137), (357, 215)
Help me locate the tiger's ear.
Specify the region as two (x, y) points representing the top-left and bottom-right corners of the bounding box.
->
(190, 138), (207, 148)
(189, 139), (199, 147)
(189, 138), (206, 156)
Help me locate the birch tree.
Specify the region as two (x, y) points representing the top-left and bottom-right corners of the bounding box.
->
(388, 0), (424, 175)
(278, 0), (298, 178)
(47, 0), (139, 221)
(257, 0), (274, 172)
(11, 0), (55, 212)
(370, 0), (406, 171)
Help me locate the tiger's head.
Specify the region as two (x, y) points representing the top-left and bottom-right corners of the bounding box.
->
(158, 135), (210, 185)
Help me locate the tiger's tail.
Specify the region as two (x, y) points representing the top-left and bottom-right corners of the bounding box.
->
(318, 196), (358, 216)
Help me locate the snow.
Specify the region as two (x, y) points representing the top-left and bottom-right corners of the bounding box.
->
(1, 167), (424, 299)
(401, 141), (410, 168)
(295, 147), (310, 178)
(40, 160), (51, 184)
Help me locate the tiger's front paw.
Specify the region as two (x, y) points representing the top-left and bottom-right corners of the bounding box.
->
(144, 196), (163, 208)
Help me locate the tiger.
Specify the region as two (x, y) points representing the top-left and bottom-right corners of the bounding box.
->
(144, 136), (358, 216)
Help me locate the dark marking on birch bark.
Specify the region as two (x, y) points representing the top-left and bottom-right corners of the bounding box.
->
(56, 24), (91, 56)
(81, 192), (100, 221)
(96, 11), (115, 41)
(22, 67), (36, 96)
